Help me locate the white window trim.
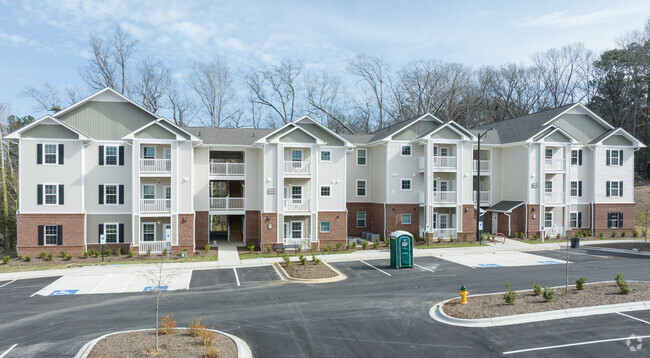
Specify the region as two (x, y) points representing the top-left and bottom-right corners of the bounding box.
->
(320, 221), (331, 233)
(291, 185), (302, 199)
(356, 211), (367, 228)
(104, 184), (119, 205)
(356, 179), (367, 197)
(320, 185), (331, 198)
(610, 181), (620, 197)
(142, 184), (156, 199)
(570, 181), (578, 197)
(104, 222), (119, 243)
(291, 149), (303, 161)
(545, 148), (553, 159)
(142, 222), (156, 242)
(320, 150), (331, 162)
(545, 180), (553, 193)
(44, 225), (58, 245)
(570, 150), (580, 166)
(401, 145), (412, 157)
(544, 212), (553, 228)
(105, 145), (119, 166)
(43, 183), (59, 206)
(42, 143), (59, 166)
(401, 178), (412, 191)
(569, 212), (578, 228)
(143, 146), (156, 159)
(163, 185), (171, 199)
(401, 213), (412, 225)
(610, 150), (620, 166)
(291, 221), (303, 239)
(609, 212), (620, 228)
(356, 149), (367, 166)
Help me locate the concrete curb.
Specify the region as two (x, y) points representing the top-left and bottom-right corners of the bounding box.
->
(272, 261), (347, 284)
(429, 282), (650, 327)
(581, 246), (650, 257)
(74, 327), (252, 358)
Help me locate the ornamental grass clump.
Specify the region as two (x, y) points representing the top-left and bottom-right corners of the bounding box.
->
(187, 318), (207, 337)
(159, 314), (177, 335)
(533, 283), (542, 296)
(576, 276), (586, 290)
(543, 287), (555, 301)
(503, 283), (516, 305)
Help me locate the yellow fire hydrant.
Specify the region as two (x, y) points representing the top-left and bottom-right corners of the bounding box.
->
(460, 285), (468, 304)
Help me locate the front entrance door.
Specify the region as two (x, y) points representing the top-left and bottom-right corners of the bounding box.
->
(491, 213), (498, 234)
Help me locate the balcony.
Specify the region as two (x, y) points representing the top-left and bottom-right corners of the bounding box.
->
(433, 191), (456, 203)
(473, 160), (490, 173)
(283, 198), (310, 211)
(139, 240), (170, 254)
(545, 158), (565, 171)
(210, 197), (245, 210)
(431, 228), (457, 239)
(433, 156), (456, 169)
(209, 162), (245, 176)
(284, 161), (311, 175)
(140, 159), (171, 173)
(544, 192), (564, 204)
(473, 191), (490, 204)
(140, 199), (171, 212)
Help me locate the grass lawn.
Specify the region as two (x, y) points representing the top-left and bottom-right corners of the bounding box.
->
(414, 242), (484, 249)
(240, 250), (356, 260)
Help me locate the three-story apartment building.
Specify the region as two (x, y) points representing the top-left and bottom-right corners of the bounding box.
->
(8, 88), (644, 256)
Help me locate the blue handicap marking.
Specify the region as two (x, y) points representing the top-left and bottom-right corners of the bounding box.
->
(49, 289), (78, 296)
(143, 286), (168, 292)
(538, 260), (562, 265)
(477, 263), (503, 268)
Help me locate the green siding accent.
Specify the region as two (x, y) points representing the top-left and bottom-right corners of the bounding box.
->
(551, 114), (608, 144)
(267, 126), (294, 142)
(393, 121), (439, 141)
(603, 134), (633, 146)
(135, 124), (177, 139)
(57, 101), (157, 140)
(296, 123), (344, 146)
(158, 120), (190, 139)
(430, 126), (461, 140)
(22, 124), (78, 139)
(279, 129), (316, 143)
(544, 131), (570, 143)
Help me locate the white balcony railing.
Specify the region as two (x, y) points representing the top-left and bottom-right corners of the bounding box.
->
(473, 191), (490, 203)
(140, 199), (171, 212)
(284, 198), (310, 211)
(433, 191), (456, 203)
(544, 226), (564, 237)
(433, 156), (456, 169)
(544, 191), (564, 204)
(282, 237), (316, 250)
(431, 228), (457, 239)
(210, 197), (245, 210)
(209, 162), (245, 176)
(284, 160), (311, 175)
(139, 240), (170, 254)
(140, 159), (171, 173)
(473, 160), (490, 172)
(545, 158), (565, 171)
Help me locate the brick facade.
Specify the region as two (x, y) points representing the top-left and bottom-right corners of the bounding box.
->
(459, 205), (477, 241)
(245, 210), (261, 249)
(194, 211), (209, 250)
(527, 204), (541, 238)
(177, 213), (195, 253)
(87, 243), (131, 254)
(317, 211), (347, 246)
(593, 203), (635, 235)
(261, 212), (277, 246)
(385, 204), (420, 238)
(17, 213), (86, 256)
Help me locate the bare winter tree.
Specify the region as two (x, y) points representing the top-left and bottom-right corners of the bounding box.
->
(22, 84), (80, 113)
(245, 61), (303, 124)
(79, 33), (117, 91)
(167, 86), (194, 127)
(347, 54), (388, 129)
(112, 26), (138, 94)
(189, 57), (239, 127)
(304, 71), (355, 134)
(133, 58), (171, 114)
(143, 262), (174, 352)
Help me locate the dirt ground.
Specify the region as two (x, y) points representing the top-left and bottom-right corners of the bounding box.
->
(590, 242), (650, 252)
(281, 261), (338, 279)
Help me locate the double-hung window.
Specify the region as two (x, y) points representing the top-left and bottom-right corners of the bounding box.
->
(104, 223), (118, 243)
(356, 211), (366, 227)
(143, 185), (155, 199)
(291, 222), (302, 239)
(544, 212), (553, 228)
(44, 184), (58, 205)
(142, 223), (155, 241)
(45, 225), (58, 245)
(320, 221), (330, 233)
(105, 146), (118, 166)
(610, 150), (620, 166)
(607, 181), (623, 197)
(545, 149), (553, 160)
(44, 144), (58, 164)
(401, 213), (411, 225)
(105, 185), (118, 204)
(401, 145), (411, 156)
(570, 181), (582, 197)
(544, 181), (552, 193)
(356, 180), (366, 197)
(143, 146), (155, 159)
(570, 212), (578, 228)
(357, 149), (367, 166)
(571, 149), (582, 166)
(608, 212), (621, 228)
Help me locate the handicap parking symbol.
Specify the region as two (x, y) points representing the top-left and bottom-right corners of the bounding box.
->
(143, 286), (168, 292)
(537, 261), (562, 265)
(477, 263), (503, 268)
(49, 289), (78, 296)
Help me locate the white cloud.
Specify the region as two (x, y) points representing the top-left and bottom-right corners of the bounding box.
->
(0, 32), (38, 46)
(515, 4), (650, 28)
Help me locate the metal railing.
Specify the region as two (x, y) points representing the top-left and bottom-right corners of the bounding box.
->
(473, 160), (490, 172)
(210, 197), (245, 210)
(140, 159), (171, 173)
(544, 191), (564, 204)
(284, 160), (311, 175)
(282, 237), (317, 250)
(431, 228), (457, 239)
(544, 226), (564, 237)
(139, 240), (170, 254)
(545, 158), (565, 171)
(209, 162), (245, 176)
(140, 199), (171, 212)
(433, 156), (456, 168)
(432, 191), (456, 203)
(283, 198), (310, 211)
(473, 191), (490, 203)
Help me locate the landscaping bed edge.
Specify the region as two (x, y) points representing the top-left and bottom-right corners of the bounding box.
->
(272, 261), (347, 283)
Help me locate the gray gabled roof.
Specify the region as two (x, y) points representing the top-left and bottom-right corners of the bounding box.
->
(587, 129), (617, 145)
(340, 133), (376, 144)
(487, 201), (525, 213)
(472, 104), (574, 144)
(183, 127), (273, 145)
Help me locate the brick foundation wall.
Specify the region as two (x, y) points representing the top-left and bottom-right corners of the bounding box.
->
(527, 204), (541, 238)
(593, 203), (635, 235)
(368, 203), (385, 238)
(385, 204), (420, 238)
(17, 213), (86, 256)
(177, 213), (194, 253)
(261, 212), (277, 246)
(317, 211), (347, 246)
(246, 210), (261, 249)
(195, 211), (209, 250)
(459, 205), (477, 240)
(346, 203), (369, 237)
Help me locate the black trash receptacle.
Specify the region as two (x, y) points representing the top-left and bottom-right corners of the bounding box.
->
(570, 236), (580, 249)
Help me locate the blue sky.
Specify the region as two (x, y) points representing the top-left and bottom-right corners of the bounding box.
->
(1, 0), (649, 119)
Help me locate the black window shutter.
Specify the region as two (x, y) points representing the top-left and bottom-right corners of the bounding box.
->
(99, 146), (104, 165)
(619, 212), (624, 228)
(119, 146), (124, 166)
(619, 150), (624, 166)
(37, 225), (44, 245)
(57, 225), (63, 245)
(119, 185), (124, 204)
(606, 150), (610, 166)
(99, 185), (104, 204)
(578, 212), (582, 228)
(606, 181), (610, 197)
(99, 224), (104, 241)
(58, 144), (64, 164)
(578, 150), (582, 165)
(620, 181), (623, 197)
(37, 184), (43, 205)
(578, 181), (583, 197)
(37, 144), (42, 164)
(119, 223), (125, 243)
(607, 213), (612, 228)
(58, 185), (64, 205)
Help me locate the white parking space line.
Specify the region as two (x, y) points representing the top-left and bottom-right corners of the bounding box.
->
(503, 335), (650, 355)
(0, 344), (17, 358)
(413, 264), (436, 273)
(0, 280), (16, 288)
(360, 260), (391, 276)
(89, 274), (112, 294)
(617, 312), (650, 325)
(233, 268), (241, 286)
(120, 275), (137, 293)
(186, 270), (193, 290)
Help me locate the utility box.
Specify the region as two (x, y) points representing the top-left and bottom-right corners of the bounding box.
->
(390, 231), (413, 269)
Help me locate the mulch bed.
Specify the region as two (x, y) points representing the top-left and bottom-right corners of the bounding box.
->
(281, 261), (338, 279)
(443, 282), (650, 319)
(589, 242), (650, 252)
(89, 329), (236, 358)
(1, 250), (217, 267)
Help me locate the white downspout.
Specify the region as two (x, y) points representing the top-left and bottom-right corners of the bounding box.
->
(504, 211), (511, 237)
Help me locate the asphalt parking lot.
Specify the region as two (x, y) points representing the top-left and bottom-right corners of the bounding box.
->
(1, 249), (649, 357)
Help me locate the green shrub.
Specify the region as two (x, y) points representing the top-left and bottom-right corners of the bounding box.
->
(39, 251), (47, 259)
(618, 279), (631, 294)
(299, 254), (307, 265)
(105, 248), (112, 256)
(373, 242), (379, 249)
(247, 244), (255, 254)
(576, 276), (587, 290)
(599, 232), (604, 238)
(463, 234), (468, 241)
(555, 234), (561, 240)
(162, 248), (168, 256)
(311, 254), (320, 264)
(545, 235), (550, 241)
(128, 250), (135, 258)
(437, 237), (443, 243)
(350, 242), (357, 249)
(17, 255), (23, 260)
(533, 284), (542, 296)
(25, 255), (32, 262)
(611, 231), (617, 238)
(632, 229), (639, 238)
(60, 250), (66, 258)
(46, 253), (53, 261)
(621, 231), (626, 237)
(543, 287), (555, 301)
(146, 248), (151, 256)
(586, 230), (593, 237)
(450, 234), (455, 242)
(324, 244), (331, 252)
(64, 254), (73, 261)
(82, 251), (89, 259)
(2, 256), (9, 264)
(266, 245), (273, 253)
(503, 283), (516, 305)
(116, 247), (123, 256)
(204, 243), (211, 253)
(282, 255), (291, 266)
(335, 242), (343, 251)
(362, 241), (368, 250)
(533, 233), (539, 240)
